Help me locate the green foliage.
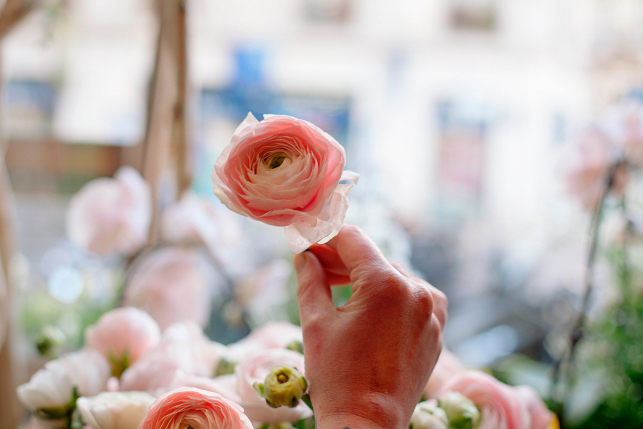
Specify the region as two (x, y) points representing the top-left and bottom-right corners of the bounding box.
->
(567, 246), (643, 428)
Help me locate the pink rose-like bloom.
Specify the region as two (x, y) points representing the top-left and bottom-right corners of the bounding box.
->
(212, 113), (359, 253)
(514, 386), (555, 429)
(230, 322), (303, 355)
(236, 260), (292, 327)
(564, 129), (626, 211)
(120, 323), (225, 394)
(139, 387), (253, 429)
(67, 166), (151, 256)
(85, 307), (161, 368)
(602, 99), (643, 166)
(439, 370), (526, 429)
(424, 349), (465, 398)
(234, 348), (311, 424)
(124, 248), (218, 330)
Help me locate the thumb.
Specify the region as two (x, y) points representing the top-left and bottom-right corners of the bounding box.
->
(294, 251), (335, 322)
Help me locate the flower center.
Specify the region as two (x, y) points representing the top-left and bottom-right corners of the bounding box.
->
(277, 373), (289, 383)
(264, 153), (288, 170)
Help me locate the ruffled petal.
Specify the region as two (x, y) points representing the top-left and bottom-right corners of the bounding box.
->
(284, 170), (359, 253)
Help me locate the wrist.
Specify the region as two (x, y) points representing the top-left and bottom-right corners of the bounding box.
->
(315, 413), (386, 429)
(312, 395), (407, 429)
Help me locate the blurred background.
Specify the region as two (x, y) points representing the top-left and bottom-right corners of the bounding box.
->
(2, 0), (643, 427)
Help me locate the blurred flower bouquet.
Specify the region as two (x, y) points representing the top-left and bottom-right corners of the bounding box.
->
(17, 112), (558, 428)
(554, 96), (643, 427)
(19, 306), (559, 429)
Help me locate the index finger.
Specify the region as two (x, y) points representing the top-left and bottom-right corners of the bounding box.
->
(324, 225), (395, 283)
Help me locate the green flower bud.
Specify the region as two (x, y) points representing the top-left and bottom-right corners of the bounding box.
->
(286, 340), (304, 354)
(438, 392), (481, 429)
(261, 366), (307, 408)
(214, 357), (236, 377)
(36, 326), (66, 358)
(410, 401), (449, 429)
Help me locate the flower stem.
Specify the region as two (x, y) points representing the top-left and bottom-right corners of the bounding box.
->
(549, 160), (624, 426)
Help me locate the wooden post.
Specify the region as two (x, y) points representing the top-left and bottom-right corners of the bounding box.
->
(171, 0), (191, 198)
(137, 0), (191, 245)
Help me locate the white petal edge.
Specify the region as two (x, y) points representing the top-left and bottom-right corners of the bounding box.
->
(230, 112), (259, 147)
(284, 170), (359, 253)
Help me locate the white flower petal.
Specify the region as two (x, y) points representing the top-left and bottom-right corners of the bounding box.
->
(284, 170), (359, 253)
(231, 112), (260, 147)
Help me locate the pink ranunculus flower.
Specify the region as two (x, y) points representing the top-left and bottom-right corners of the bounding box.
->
(138, 387), (253, 429)
(123, 248), (218, 330)
(563, 129), (626, 212)
(67, 166), (151, 256)
(602, 99), (643, 166)
(85, 307), (161, 376)
(234, 348), (311, 424)
(424, 349), (465, 399)
(212, 113), (359, 253)
(232, 321), (303, 352)
(120, 323), (225, 394)
(439, 370), (526, 429)
(514, 386), (555, 429)
(161, 192), (241, 250)
(157, 373), (240, 403)
(236, 260), (292, 327)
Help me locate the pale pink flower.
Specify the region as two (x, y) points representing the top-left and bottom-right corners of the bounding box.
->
(119, 345), (193, 394)
(67, 166), (151, 256)
(439, 370), (526, 429)
(233, 322), (302, 352)
(234, 348), (311, 424)
(119, 323), (225, 394)
(514, 386), (555, 429)
(138, 387), (253, 429)
(564, 129), (626, 211)
(158, 373), (240, 401)
(236, 260), (292, 327)
(424, 349), (465, 398)
(123, 248), (216, 330)
(85, 307), (161, 369)
(161, 193), (241, 250)
(212, 113), (359, 253)
(602, 99), (643, 166)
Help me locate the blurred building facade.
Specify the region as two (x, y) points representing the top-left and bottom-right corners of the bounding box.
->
(3, 0), (643, 365)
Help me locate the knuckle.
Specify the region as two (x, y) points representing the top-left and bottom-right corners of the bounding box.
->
(430, 314), (443, 338)
(432, 288), (448, 310)
(414, 286), (435, 316)
(342, 224), (365, 237)
(380, 273), (411, 299)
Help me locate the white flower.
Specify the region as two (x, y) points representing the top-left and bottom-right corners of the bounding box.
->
(76, 391), (155, 429)
(410, 400), (449, 429)
(17, 349), (110, 413)
(85, 307), (161, 376)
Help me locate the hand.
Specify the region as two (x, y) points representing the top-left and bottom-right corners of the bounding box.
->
(293, 225), (447, 429)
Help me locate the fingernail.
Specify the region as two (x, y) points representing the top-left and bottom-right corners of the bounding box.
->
(293, 252), (309, 271)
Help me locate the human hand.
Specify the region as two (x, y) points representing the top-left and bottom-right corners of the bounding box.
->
(293, 225), (447, 429)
